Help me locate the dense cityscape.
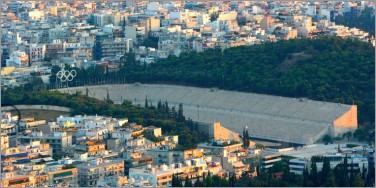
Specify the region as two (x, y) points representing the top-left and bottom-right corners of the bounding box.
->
(0, 0), (375, 187)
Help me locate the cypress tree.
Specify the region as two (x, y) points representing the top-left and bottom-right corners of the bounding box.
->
(366, 160), (375, 186)
(145, 96), (149, 108)
(245, 129), (250, 148)
(343, 154), (350, 186)
(349, 160), (355, 185)
(361, 163), (367, 183)
(157, 100), (162, 109)
(310, 161), (319, 186)
(321, 157), (331, 184)
(303, 166), (309, 186)
(178, 103), (185, 122)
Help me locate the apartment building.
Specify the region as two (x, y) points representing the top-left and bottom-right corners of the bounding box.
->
(47, 168), (78, 186)
(124, 152), (153, 175)
(129, 158), (208, 187)
(5, 51), (29, 68)
(29, 43), (46, 62)
(16, 131), (72, 153)
(260, 152), (282, 169)
(77, 159), (124, 187)
(289, 158), (310, 175)
(0, 175), (36, 187)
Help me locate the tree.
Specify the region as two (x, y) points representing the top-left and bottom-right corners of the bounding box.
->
(178, 103), (185, 122)
(184, 176), (192, 187)
(244, 129), (250, 148)
(204, 173), (214, 187)
(324, 171), (337, 187)
(310, 161), (319, 186)
(349, 160), (355, 185)
(302, 166), (309, 186)
(255, 143), (265, 149)
(366, 160), (375, 186)
(93, 40), (102, 60)
(157, 100), (162, 109)
(346, 131), (352, 141)
(352, 172), (365, 187)
(321, 157), (331, 184)
(229, 174), (236, 186)
(323, 134), (332, 144)
(361, 163), (367, 183)
(145, 96), (149, 108)
(193, 178), (201, 187)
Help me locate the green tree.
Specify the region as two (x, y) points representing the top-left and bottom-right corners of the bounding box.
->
(184, 176), (192, 187)
(321, 157), (331, 184)
(346, 131), (353, 142)
(352, 172), (365, 187)
(145, 96), (149, 108)
(204, 173), (214, 187)
(93, 40), (102, 60)
(178, 103), (185, 122)
(323, 134), (332, 144)
(310, 161), (320, 186)
(324, 171), (337, 187)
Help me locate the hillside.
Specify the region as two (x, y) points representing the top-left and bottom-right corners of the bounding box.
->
(116, 37), (374, 125)
(51, 37), (374, 126)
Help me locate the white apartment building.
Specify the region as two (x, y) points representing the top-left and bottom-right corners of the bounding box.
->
(129, 157), (208, 187)
(6, 51), (29, 68)
(289, 158), (310, 175)
(28, 10), (45, 21)
(29, 43), (46, 62)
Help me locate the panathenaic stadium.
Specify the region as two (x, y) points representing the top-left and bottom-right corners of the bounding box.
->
(62, 84), (358, 145)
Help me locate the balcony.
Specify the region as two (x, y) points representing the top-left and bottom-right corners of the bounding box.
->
(158, 154), (168, 158)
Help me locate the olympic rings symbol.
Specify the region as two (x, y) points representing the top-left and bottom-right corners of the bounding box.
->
(57, 69), (77, 82)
